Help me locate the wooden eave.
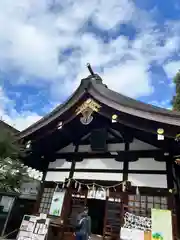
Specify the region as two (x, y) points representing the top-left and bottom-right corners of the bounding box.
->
(21, 113), (180, 170)
(16, 80), (88, 139)
(89, 81), (180, 126)
(17, 75), (180, 140)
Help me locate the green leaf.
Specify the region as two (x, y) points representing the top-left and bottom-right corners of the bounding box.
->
(172, 70), (180, 111)
(0, 129), (29, 192)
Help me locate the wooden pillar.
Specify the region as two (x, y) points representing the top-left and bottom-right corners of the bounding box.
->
(33, 169), (47, 214)
(122, 142), (129, 206)
(103, 197), (108, 240)
(66, 144), (79, 218)
(123, 142), (129, 181)
(165, 154), (174, 210)
(173, 163), (180, 238)
(32, 158), (49, 214)
(61, 144), (79, 236)
(166, 154), (174, 192)
(166, 154), (178, 239)
(68, 144), (79, 179)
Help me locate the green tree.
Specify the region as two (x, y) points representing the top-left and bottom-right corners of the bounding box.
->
(172, 70), (180, 111)
(0, 129), (28, 192)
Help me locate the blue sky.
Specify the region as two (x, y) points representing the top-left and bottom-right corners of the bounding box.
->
(0, 0), (180, 130)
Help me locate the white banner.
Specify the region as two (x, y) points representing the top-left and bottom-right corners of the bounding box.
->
(49, 191), (65, 216)
(87, 189), (106, 200)
(120, 228), (144, 240)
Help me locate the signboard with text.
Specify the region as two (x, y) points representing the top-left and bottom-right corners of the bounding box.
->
(17, 215), (50, 240)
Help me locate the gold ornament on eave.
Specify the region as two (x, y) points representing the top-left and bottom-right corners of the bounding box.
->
(75, 98), (101, 125)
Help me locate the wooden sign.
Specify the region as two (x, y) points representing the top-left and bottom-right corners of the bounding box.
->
(17, 214), (50, 240)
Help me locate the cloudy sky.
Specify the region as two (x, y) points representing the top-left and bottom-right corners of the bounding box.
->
(0, 0), (180, 131)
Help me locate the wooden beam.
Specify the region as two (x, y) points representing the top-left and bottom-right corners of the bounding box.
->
(47, 168), (167, 174)
(97, 102), (180, 138)
(69, 145), (79, 179)
(54, 149), (164, 162)
(79, 138), (124, 145)
(123, 142), (129, 181)
(166, 154), (174, 190)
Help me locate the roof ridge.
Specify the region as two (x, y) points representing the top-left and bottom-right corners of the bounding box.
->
(90, 80), (180, 117)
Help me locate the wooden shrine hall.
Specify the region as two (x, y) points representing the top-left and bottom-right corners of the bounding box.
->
(17, 65), (180, 239)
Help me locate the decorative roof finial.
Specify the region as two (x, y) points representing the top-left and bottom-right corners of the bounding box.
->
(87, 63), (95, 76)
(86, 63), (106, 86)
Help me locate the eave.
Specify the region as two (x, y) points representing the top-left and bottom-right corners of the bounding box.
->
(89, 81), (180, 126)
(17, 74), (180, 141)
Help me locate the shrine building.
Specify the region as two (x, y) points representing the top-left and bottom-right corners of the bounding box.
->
(17, 68), (180, 239)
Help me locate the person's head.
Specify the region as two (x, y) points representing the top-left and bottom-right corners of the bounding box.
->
(83, 206), (88, 215)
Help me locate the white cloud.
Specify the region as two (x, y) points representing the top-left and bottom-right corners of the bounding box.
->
(102, 60), (153, 98)
(0, 0), (151, 82)
(163, 61), (180, 79)
(0, 86), (42, 131)
(2, 112), (42, 131)
(149, 99), (172, 109)
(0, 0), (179, 130)
(92, 0), (135, 30)
(131, 30), (180, 65)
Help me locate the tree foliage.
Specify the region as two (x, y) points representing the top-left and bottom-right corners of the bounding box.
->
(0, 129), (28, 192)
(172, 70), (180, 111)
